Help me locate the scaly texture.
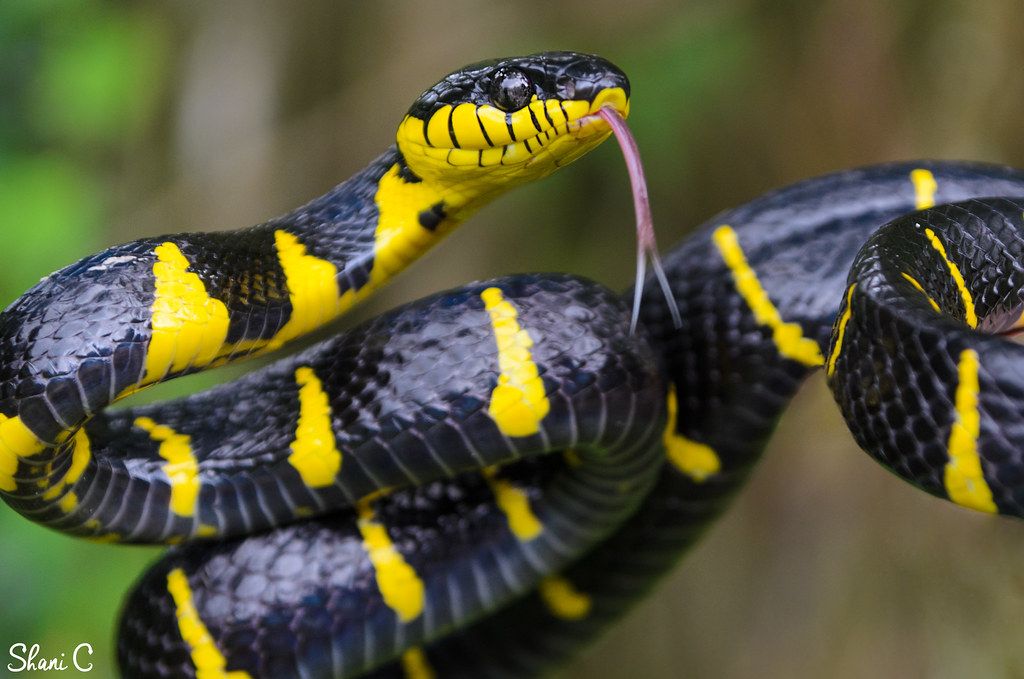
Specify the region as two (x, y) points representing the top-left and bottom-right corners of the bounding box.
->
(5, 52), (1024, 679)
(356, 161), (1024, 679)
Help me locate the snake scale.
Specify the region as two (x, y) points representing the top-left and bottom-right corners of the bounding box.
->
(2, 52), (1024, 678)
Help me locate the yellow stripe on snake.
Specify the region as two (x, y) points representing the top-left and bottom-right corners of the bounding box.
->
(3, 52), (1024, 678)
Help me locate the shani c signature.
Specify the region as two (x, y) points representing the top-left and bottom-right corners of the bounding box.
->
(7, 643), (95, 673)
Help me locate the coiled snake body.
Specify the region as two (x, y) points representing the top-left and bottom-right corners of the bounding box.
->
(2, 52), (1024, 678)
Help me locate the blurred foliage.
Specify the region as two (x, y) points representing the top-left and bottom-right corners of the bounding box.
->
(0, 1), (166, 303)
(0, 3), (170, 678)
(1, 1), (1023, 678)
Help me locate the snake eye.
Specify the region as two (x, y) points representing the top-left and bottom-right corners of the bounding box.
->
(489, 67), (533, 111)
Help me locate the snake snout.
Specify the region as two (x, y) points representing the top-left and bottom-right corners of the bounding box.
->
(546, 52), (630, 106)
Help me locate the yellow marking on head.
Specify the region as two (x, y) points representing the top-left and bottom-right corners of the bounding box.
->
(41, 428), (92, 514)
(588, 87), (630, 116)
(924, 227), (977, 328)
(911, 168), (937, 210)
(509, 105), (540, 141)
(445, 148), (482, 167)
(479, 146), (503, 166)
(356, 499), (425, 622)
(450, 103), (490, 148)
(482, 466), (543, 541)
(562, 99), (590, 120)
(545, 98), (567, 126)
(900, 273), (941, 312)
(944, 349), (997, 513)
(480, 287), (550, 437)
(0, 413), (45, 491)
(167, 568), (253, 679)
(539, 575), (591, 620)
(663, 386), (720, 482)
(288, 366), (342, 488)
(826, 284), (857, 378)
(529, 99), (549, 128)
(397, 116), (429, 147)
(473, 104), (514, 146)
(396, 89), (625, 195)
(401, 647), (436, 679)
(426, 104), (454, 148)
(196, 524), (218, 538)
(501, 139), (533, 165)
(135, 417), (200, 518)
(144, 242), (230, 384)
(712, 225), (824, 367)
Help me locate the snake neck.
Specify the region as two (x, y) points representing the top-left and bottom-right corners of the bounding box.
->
(272, 146), (479, 320)
(0, 146), (495, 485)
(268, 145), (521, 336)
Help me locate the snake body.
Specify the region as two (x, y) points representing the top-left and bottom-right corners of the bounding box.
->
(3, 51), (1024, 678)
(355, 162), (1024, 678)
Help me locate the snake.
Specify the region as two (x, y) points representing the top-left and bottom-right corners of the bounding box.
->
(2, 51), (1024, 679)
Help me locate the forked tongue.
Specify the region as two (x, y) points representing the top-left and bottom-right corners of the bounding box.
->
(595, 107), (682, 333)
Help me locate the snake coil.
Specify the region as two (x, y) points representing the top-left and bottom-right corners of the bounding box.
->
(2, 52), (1024, 678)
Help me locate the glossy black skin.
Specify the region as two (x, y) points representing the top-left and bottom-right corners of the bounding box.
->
(0, 151), (416, 548)
(356, 161), (1024, 678)
(0, 49), (632, 539)
(406, 51), (629, 121)
(0, 49), (630, 471)
(6, 57), (1024, 676)
(118, 275), (666, 677)
(832, 198), (1024, 513)
(0, 149), (394, 451)
(0, 51), (664, 678)
(5, 269), (664, 546)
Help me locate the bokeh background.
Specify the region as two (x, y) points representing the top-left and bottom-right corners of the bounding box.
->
(2, 1), (1024, 677)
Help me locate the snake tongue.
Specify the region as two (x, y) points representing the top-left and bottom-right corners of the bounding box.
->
(595, 107), (682, 333)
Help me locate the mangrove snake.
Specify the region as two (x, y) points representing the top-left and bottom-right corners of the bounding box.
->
(2, 51), (1024, 678)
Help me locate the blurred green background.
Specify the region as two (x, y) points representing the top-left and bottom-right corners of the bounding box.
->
(2, 1), (1024, 677)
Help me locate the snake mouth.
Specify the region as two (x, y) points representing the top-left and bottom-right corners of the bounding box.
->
(397, 86), (629, 172)
(566, 88), (631, 140)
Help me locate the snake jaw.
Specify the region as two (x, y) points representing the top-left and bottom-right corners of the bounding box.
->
(395, 52), (630, 194)
(396, 88), (628, 180)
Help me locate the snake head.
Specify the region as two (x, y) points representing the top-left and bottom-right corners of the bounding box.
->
(396, 51), (629, 198)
